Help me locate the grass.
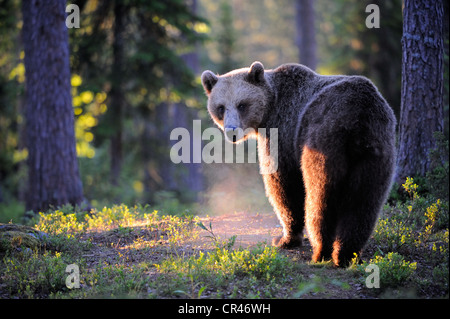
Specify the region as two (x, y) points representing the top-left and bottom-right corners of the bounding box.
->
(156, 240), (302, 298)
(0, 176), (448, 299)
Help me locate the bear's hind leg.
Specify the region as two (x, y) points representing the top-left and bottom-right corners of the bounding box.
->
(331, 159), (391, 267)
(331, 212), (376, 267)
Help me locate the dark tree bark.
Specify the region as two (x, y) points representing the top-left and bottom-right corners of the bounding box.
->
(295, 0), (317, 70)
(396, 0), (444, 183)
(22, 0), (84, 212)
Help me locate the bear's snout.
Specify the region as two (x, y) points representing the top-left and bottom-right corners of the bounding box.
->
(224, 126), (244, 143)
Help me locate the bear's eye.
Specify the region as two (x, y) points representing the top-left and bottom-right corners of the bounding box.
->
(216, 105), (225, 120)
(237, 103), (247, 112)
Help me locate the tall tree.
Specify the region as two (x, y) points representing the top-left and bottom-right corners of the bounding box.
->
(177, 0), (204, 200)
(396, 0), (444, 183)
(153, 0), (204, 201)
(70, 0), (206, 203)
(315, 0), (402, 117)
(217, 0), (239, 74)
(22, 0), (84, 212)
(295, 0), (317, 70)
(0, 0), (23, 203)
(108, 1), (127, 186)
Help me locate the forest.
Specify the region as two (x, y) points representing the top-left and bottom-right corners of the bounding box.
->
(0, 0), (449, 302)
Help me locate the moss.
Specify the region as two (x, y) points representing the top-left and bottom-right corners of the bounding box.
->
(0, 223), (47, 252)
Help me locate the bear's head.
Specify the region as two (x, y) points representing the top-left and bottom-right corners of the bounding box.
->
(201, 61), (273, 143)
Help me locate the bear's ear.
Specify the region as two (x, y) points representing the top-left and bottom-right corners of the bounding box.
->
(247, 61), (265, 84)
(201, 70), (219, 95)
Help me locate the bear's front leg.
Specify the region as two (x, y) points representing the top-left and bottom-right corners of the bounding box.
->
(262, 172), (305, 249)
(272, 232), (303, 249)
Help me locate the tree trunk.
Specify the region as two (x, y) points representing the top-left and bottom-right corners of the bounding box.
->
(22, 0), (84, 212)
(109, 1), (127, 186)
(181, 0), (204, 200)
(396, 0), (444, 183)
(152, 0), (204, 202)
(295, 0), (317, 70)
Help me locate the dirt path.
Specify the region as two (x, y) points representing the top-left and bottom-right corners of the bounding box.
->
(198, 211), (283, 248)
(197, 211), (315, 262)
(196, 212), (365, 299)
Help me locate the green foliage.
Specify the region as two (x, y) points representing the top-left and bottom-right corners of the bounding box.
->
(159, 243), (291, 281)
(155, 221), (299, 298)
(70, 261), (151, 298)
(357, 252), (417, 289)
(1, 203), (203, 298)
(294, 274), (351, 298)
(0, 0), (25, 204)
(316, 0), (402, 114)
(216, 0), (240, 73)
(156, 240), (296, 298)
(433, 259), (449, 291)
(425, 132), (449, 200)
(373, 218), (415, 252)
(78, 143), (146, 208)
(0, 0), (209, 209)
(34, 203), (172, 233)
(196, 220), (219, 243)
(84, 205), (142, 230)
(35, 210), (85, 236)
(1, 196), (448, 298)
(372, 175), (448, 294)
(0, 200), (25, 223)
(377, 177), (448, 248)
(2, 249), (70, 298)
(153, 191), (195, 216)
(402, 177), (419, 201)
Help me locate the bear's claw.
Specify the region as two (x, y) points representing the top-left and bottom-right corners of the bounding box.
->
(272, 235), (302, 249)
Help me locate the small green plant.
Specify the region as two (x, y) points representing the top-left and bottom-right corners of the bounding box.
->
(35, 210), (85, 236)
(2, 249), (70, 298)
(165, 214), (200, 255)
(295, 275), (325, 297)
(197, 221), (219, 243)
(358, 252), (417, 289)
(375, 177), (448, 257)
(156, 242), (295, 298)
(85, 205), (141, 230)
(373, 218), (415, 252)
(433, 262), (449, 290)
(197, 220), (237, 250)
(421, 199), (440, 242)
(402, 177), (419, 202)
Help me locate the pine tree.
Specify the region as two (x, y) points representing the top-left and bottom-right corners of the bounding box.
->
(396, 0), (444, 183)
(22, 0), (85, 212)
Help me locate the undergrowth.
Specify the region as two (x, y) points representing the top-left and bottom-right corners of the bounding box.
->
(155, 229), (302, 298)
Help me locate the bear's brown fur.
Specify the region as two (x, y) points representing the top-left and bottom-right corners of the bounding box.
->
(201, 62), (396, 267)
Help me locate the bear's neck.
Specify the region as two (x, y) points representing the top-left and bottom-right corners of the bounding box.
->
(257, 68), (317, 168)
(262, 68), (315, 129)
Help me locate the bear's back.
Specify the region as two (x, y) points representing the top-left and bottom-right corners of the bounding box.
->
(266, 64), (395, 165)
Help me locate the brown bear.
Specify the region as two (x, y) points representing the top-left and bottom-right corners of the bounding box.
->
(201, 61), (396, 267)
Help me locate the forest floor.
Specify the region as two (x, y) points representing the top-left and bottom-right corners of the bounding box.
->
(72, 211), (376, 299)
(1, 205), (448, 300)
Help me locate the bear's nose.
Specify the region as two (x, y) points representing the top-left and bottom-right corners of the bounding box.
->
(225, 127), (243, 143)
